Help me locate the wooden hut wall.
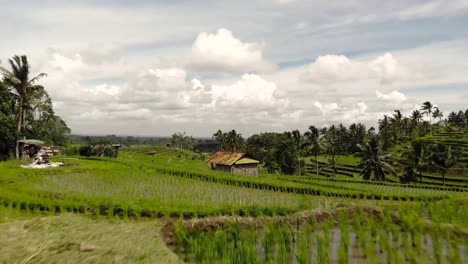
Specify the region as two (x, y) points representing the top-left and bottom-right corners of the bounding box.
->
(232, 163), (258, 176)
(215, 164), (232, 173)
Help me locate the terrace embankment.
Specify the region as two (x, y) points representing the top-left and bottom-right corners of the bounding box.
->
(161, 205), (468, 248)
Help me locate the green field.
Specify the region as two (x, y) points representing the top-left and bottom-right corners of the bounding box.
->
(0, 146), (467, 263)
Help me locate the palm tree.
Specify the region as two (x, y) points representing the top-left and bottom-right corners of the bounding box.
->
(0, 55), (47, 158)
(421, 101), (434, 134)
(212, 130), (225, 150)
(411, 110), (423, 123)
(391, 109), (403, 143)
(322, 125), (339, 177)
(303, 126), (322, 177)
(432, 107), (443, 124)
(429, 143), (459, 186)
(409, 140), (428, 184)
(291, 129), (304, 175)
(356, 135), (395, 181)
(226, 129), (244, 151)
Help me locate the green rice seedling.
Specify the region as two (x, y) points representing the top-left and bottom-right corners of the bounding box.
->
(107, 205), (114, 220)
(447, 232), (461, 264)
(262, 222), (277, 262)
(33, 204), (42, 217)
(338, 210), (349, 264)
(296, 226), (311, 264)
(213, 228), (227, 261)
(432, 228), (444, 264)
(22, 201), (31, 219)
(6, 200), (14, 219)
(316, 230), (329, 264)
(278, 223), (294, 262)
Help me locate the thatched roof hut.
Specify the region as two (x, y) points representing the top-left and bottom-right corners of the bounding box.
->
(206, 151), (259, 176)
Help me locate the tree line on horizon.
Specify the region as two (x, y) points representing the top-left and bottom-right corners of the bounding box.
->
(209, 104), (467, 184)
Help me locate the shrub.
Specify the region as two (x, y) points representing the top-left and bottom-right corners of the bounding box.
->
(103, 146), (114, 157)
(78, 145), (92, 157)
(64, 145), (80, 156)
(91, 146), (105, 156)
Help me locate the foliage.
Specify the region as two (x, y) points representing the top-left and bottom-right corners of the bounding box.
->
(212, 129), (245, 151)
(0, 55), (70, 158)
(0, 55), (48, 134)
(78, 145), (92, 157)
(63, 145), (80, 156)
(429, 143), (460, 186)
(103, 146), (115, 157)
(168, 132), (195, 150)
(274, 133), (298, 174)
(0, 80), (17, 160)
(357, 135), (395, 181)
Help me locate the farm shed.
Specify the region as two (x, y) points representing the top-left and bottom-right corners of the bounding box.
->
(206, 151), (259, 176)
(17, 139), (45, 159)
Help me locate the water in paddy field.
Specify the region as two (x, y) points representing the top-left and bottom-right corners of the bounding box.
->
(178, 227), (467, 263)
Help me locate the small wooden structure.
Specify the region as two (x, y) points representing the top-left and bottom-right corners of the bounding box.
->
(206, 151), (259, 176)
(17, 139), (45, 159)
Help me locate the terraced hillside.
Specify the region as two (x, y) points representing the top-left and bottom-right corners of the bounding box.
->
(0, 146), (466, 263)
(302, 131), (467, 188)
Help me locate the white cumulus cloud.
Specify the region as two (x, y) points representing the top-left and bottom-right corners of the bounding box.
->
(376, 90), (407, 103)
(211, 73), (287, 110)
(187, 28), (276, 73)
(301, 53), (408, 85)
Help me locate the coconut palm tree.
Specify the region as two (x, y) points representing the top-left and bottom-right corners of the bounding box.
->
(409, 140), (428, 184)
(321, 125), (339, 177)
(432, 107), (443, 124)
(0, 55), (47, 132)
(303, 125), (322, 177)
(0, 55), (47, 158)
(421, 101), (434, 134)
(411, 110), (423, 123)
(429, 143), (459, 186)
(356, 135), (395, 181)
(391, 109), (403, 143)
(291, 129), (304, 175)
(212, 130), (225, 150)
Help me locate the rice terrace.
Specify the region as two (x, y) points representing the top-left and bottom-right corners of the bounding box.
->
(1, 1), (468, 263)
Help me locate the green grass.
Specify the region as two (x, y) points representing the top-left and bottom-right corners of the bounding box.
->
(0, 215), (181, 264)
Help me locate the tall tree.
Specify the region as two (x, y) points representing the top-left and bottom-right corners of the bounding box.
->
(0, 55), (48, 157)
(408, 140), (428, 184)
(213, 129), (245, 151)
(420, 101), (434, 134)
(356, 135), (395, 181)
(212, 130), (225, 150)
(0, 55), (47, 133)
(391, 109), (403, 143)
(0, 80), (17, 160)
(303, 125), (322, 177)
(429, 143), (459, 186)
(348, 123), (366, 153)
(291, 129), (304, 175)
(411, 110), (423, 123)
(321, 125), (339, 177)
(274, 133), (298, 175)
(432, 107), (443, 124)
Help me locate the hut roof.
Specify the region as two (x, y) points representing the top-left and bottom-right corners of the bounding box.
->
(206, 151), (247, 166)
(235, 157), (260, 165)
(17, 139), (45, 145)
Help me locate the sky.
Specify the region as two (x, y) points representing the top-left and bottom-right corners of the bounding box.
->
(1, 0), (467, 137)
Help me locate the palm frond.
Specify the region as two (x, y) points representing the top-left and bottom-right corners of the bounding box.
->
(27, 73), (48, 85)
